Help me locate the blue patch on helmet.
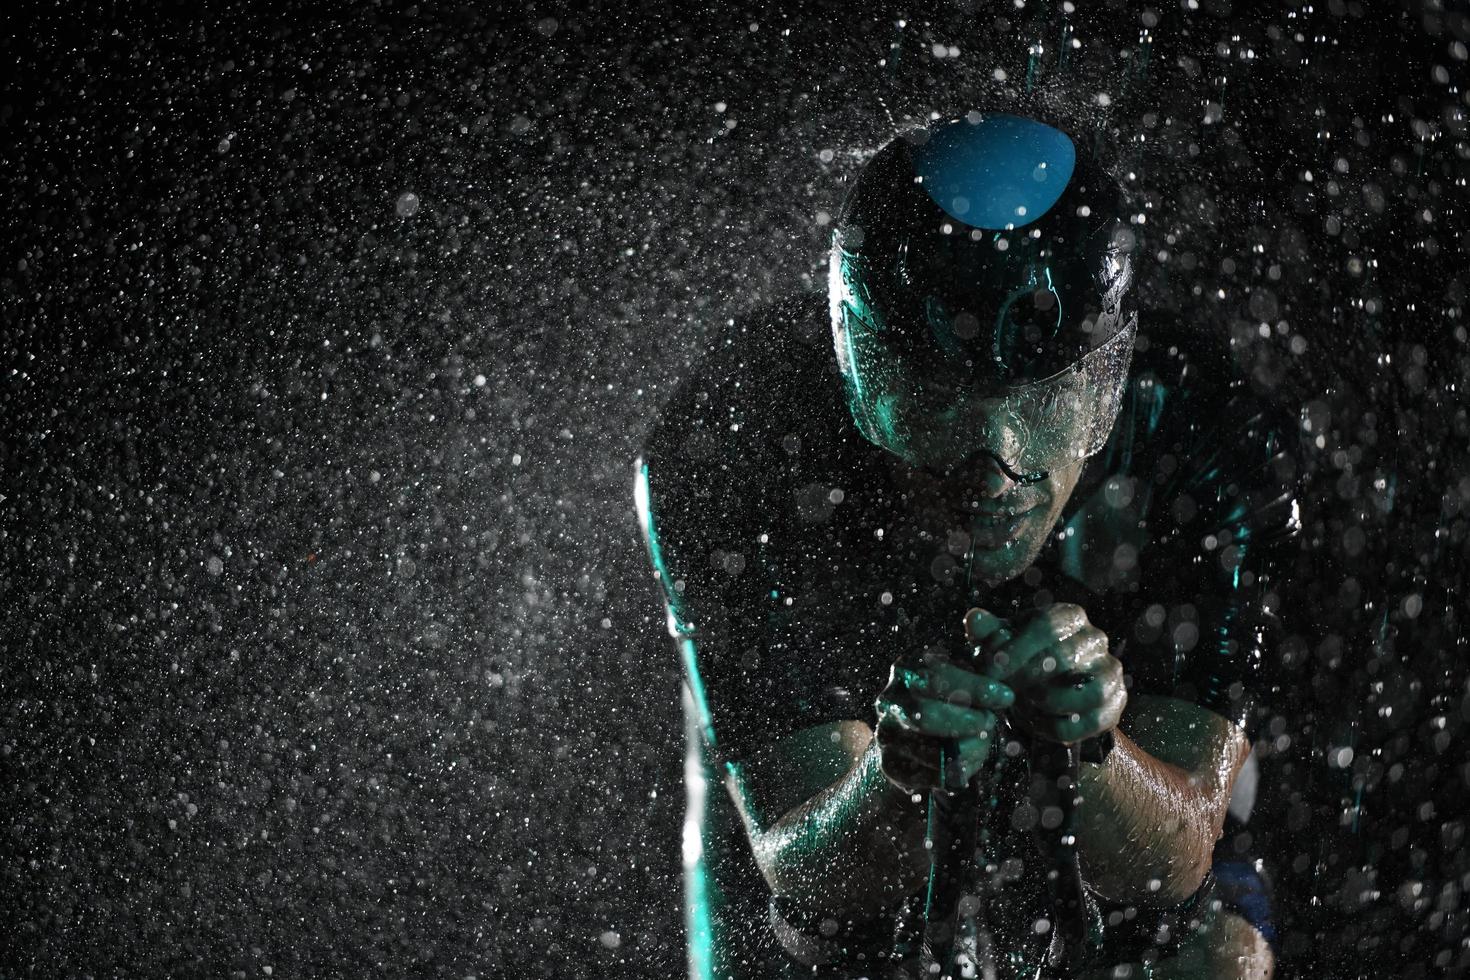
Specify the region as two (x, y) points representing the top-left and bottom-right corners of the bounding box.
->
(912, 114), (1077, 230)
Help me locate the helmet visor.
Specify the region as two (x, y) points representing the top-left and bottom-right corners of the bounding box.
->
(833, 258), (1137, 477)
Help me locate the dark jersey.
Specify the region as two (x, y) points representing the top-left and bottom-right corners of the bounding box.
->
(636, 296), (1300, 977)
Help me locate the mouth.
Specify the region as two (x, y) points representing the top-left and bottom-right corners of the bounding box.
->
(965, 506), (1036, 551)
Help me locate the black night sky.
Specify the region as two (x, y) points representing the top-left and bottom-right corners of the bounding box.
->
(3, 3), (1468, 977)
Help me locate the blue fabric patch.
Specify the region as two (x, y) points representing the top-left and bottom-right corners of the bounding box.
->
(912, 114), (1077, 230)
(1212, 859), (1277, 948)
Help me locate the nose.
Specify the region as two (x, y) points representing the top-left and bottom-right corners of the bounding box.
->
(917, 453), (1015, 496)
(971, 453), (1017, 499)
(926, 450), (1018, 500)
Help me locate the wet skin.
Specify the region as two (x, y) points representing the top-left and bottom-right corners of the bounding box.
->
(721, 401), (1262, 975)
(724, 445), (1259, 973)
(884, 450), (1087, 587)
(876, 452), (1123, 788)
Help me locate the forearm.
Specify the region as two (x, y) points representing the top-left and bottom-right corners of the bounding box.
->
(1075, 727), (1223, 904)
(744, 737), (930, 918)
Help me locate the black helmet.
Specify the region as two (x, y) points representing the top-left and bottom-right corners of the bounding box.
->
(829, 111), (1139, 482)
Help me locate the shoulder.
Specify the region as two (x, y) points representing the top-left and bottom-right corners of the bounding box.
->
(638, 297), (847, 551)
(635, 295), (844, 624)
(1062, 324), (1304, 727)
(1088, 324), (1302, 548)
(634, 297), (885, 762)
(642, 295), (837, 474)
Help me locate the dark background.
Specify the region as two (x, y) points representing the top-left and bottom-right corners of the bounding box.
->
(2, 2), (1467, 977)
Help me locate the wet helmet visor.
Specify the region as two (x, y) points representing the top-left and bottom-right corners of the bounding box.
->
(830, 244), (1137, 480)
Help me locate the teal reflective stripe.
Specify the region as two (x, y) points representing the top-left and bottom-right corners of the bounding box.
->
(1143, 379), (1167, 436)
(682, 705), (718, 980)
(842, 318), (867, 405)
(685, 845), (716, 980)
(1231, 526), (1249, 590)
(1042, 266), (1062, 338)
(921, 790), (941, 920)
(679, 638), (718, 751)
(634, 459), (719, 752)
(633, 459), (686, 629)
(992, 263), (1060, 349)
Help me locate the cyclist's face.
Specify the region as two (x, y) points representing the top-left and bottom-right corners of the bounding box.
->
(834, 296), (1107, 481)
(887, 446), (1087, 586)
